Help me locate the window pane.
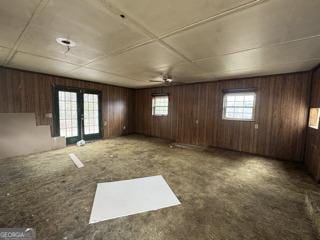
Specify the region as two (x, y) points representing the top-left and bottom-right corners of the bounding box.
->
(223, 92), (255, 121)
(60, 128), (66, 137)
(226, 112), (234, 118)
(244, 108), (252, 114)
(235, 95), (244, 101)
(227, 96), (235, 102)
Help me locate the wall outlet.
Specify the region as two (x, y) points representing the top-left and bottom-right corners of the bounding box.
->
(104, 121), (107, 126)
(45, 113), (52, 118)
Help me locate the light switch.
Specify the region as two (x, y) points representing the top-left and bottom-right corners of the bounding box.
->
(104, 121), (107, 126)
(255, 123), (259, 129)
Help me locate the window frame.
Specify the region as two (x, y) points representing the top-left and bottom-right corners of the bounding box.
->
(152, 94), (169, 117)
(222, 91), (256, 121)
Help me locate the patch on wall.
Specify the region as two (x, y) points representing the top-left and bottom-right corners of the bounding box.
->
(0, 113), (65, 159)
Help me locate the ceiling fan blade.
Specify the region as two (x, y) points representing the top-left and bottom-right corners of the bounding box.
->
(149, 80), (164, 83)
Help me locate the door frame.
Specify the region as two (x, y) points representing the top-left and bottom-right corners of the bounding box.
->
(53, 85), (103, 144)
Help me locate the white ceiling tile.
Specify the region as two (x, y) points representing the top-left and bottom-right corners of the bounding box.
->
(168, 62), (204, 80)
(257, 60), (319, 75)
(65, 67), (148, 88)
(88, 41), (187, 80)
(195, 37), (320, 73)
(0, 47), (10, 64)
(178, 72), (218, 83)
(8, 52), (79, 76)
(18, 0), (151, 65)
(286, 0), (320, 41)
(0, 0), (40, 48)
(163, 0), (295, 60)
(107, 0), (255, 36)
(213, 60), (319, 81)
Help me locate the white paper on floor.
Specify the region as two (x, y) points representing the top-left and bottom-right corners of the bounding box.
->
(89, 175), (181, 224)
(69, 153), (84, 168)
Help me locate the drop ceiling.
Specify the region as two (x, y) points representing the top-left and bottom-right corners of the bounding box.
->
(0, 0), (319, 88)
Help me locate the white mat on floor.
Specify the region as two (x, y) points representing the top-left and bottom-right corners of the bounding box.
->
(89, 175), (180, 224)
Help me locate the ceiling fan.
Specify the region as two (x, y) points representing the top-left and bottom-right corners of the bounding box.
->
(149, 74), (172, 83)
(149, 73), (183, 85)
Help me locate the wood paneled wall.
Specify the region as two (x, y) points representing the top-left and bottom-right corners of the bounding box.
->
(0, 66), (313, 162)
(0, 67), (133, 138)
(133, 72), (311, 162)
(305, 66), (320, 181)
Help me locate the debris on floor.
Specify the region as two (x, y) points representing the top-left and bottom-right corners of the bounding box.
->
(76, 139), (86, 147)
(68, 153), (84, 168)
(305, 191), (320, 238)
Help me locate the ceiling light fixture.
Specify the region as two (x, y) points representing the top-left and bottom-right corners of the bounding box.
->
(56, 37), (76, 47)
(56, 37), (76, 55)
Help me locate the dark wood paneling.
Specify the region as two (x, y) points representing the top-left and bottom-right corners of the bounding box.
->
(133, 72), (311, 161)
(0, 67), (133, 138)
(305, 66), (320, 181)
(0, 66), (313, 162)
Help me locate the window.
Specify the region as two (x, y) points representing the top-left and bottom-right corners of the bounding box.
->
(152, 95), (169, 116)
(222, 92), (256, 121)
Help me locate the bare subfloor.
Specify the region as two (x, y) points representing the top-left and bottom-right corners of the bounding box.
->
(0, 135), (319, 240)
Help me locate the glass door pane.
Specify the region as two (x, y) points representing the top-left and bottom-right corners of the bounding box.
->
(83, 93), (100, 135)
(58, 90), (79, 139)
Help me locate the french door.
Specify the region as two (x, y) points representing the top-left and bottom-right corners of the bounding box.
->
(54, 87), (102, 144)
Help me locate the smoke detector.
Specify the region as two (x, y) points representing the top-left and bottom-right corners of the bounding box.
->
(56, 38), (76, 47)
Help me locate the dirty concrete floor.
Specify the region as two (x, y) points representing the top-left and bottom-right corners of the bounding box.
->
(0, 135), (319, 240)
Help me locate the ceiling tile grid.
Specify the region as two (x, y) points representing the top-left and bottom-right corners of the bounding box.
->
(0, 0), (319, 88)
(195, 36), (320, 74)
(17, 0), (152, 65)
(106, 0), (258, 37)
(87, 41), (188, 79)
(162, 0), (296, 60)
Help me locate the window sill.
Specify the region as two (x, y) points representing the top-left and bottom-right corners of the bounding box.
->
(222, 118), (255, 122)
